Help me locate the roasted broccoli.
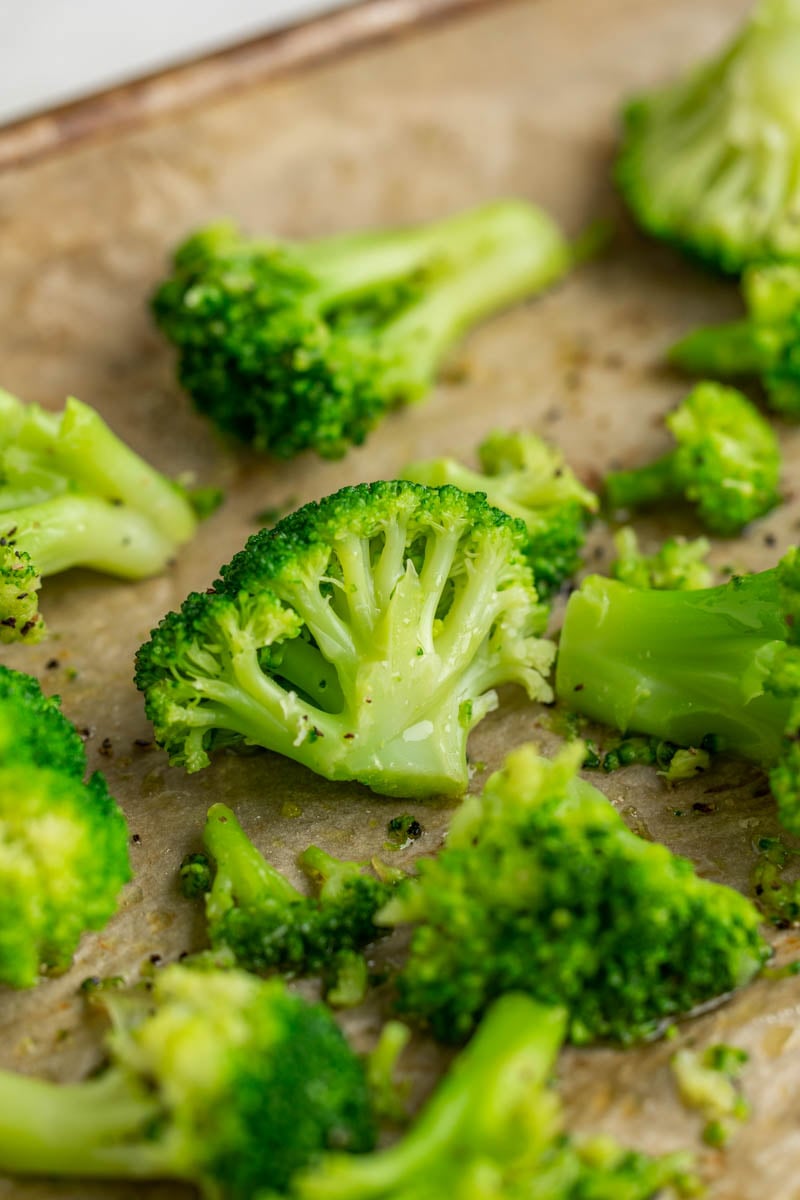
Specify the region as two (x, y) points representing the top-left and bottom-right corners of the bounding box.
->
(0, 964), (375, 1197)
(135, 481), (554, 797)
(671, 263), (800, 415)
(556, 547), (800, 832)
(751, 835), (800, 925)
(277, 996), (696, 1200)
(604, 382), (781, 535)
(379, 742), (767, 1045)
(403, 430), (598, 599)
(610, 527), (713, 591)
(0, 666), (130, 988)
(190, 803), (400, 998)
(0, 389), (200, 642)
(152, 203), (572, 459)
(616, 0), (800, 271)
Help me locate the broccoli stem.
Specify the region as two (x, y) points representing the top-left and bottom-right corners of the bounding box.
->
(0, 1068), (170, 1179)
(670, 320), (775, 375)
(604, 452), (679, 512)
(204, 803), (301, 917)
(299, 845), (365, 902)
(0, 494), (180, 578)
(556, 571), (791, 764)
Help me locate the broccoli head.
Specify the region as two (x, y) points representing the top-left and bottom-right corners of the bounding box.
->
(604, 382), (781, 535)
(279, 996), (696, 1200)
(379, 742), (768, 1045)
(135, 481), (554, 797)
(0, 664), (86, 777)
(610, 527), (713, 590)
(556, 547), (800, 832)
(193, 802), (400, 999)
(0, 964), (375, 1197)
(0, 389), (201, 640)
(403, 429), (598, 600)
(616, 0), (800, 271)
(152, 203), (572, 459)
(671, 263), (800, 416)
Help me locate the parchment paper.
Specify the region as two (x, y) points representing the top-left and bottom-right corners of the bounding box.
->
(2, 1), (800, 1196)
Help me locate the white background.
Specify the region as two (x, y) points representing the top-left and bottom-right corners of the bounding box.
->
(1, 1), (353, 126)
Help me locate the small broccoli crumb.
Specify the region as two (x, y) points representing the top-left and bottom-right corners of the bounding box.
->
(179, 852), (213, 899)
(365, 1021), (412, 1125)
(751, 836), (800, 926)
(385, 814), (423, 850)
(672, 1043), (750, 1147)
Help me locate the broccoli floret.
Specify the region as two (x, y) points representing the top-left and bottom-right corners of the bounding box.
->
(616, 0), (800, 272)
(604, 383), (781, 535)
(671, 264), (800, 416)
(611, 528), (713, 591)
(0, 964), (375, 1196)
(0, 664), (86, 776)
(152, 203), (572, 459)
(194, 802), (400, 996)
(0, 389), (200, 640)
(403, 429), (598, 600)
(281, 996), (696, 1200)
(555, 547), (800, 832)
(135, 481), (554, 797)
(378, 742), (768, 1045)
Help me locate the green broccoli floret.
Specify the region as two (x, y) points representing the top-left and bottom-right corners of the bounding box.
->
(0, 663), (86, 776)
(277, 996), (696, 1200)
(671, 264), (800, 415)
(616, 0), (800, 272)
(378, 742), (767, 1045)
(604, 382), (781, 535)
(0, 963), (375, 1197)
(611, 528), (713, 591)
(135, 481), (554, 797)
(403, 430), (598, 599)
(0, 389), (201, 640)
(193, 802), (400, 998)
(151, 203), (572, 459)
(555, 547), (800, 832)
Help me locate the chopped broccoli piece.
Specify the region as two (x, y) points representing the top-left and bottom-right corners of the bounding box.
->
(379, 742), (767, 1045)
(282, 996), (697, 1200)
(0, 964), (375, 1196)
(604, 383), (781, 535)
(0, 666), (130, 988)
(152, 203), (572, 459)
(403, 429), (598, 599)
(385, 814), (423, 850)
(671, 264), (800, 416)
(135, 481), (554, 797)
(365, 1021), (412, 1124)
(672, 1043), (750, 1147)
(0, 390), (200, 640)
(194, 802), (399, 996)
(611, 527), (713, 590)
(752, 835), (800, 925)
(179, 851), (213, 898)
(616, 0), (800, 271)
(555, 548), (800, 832)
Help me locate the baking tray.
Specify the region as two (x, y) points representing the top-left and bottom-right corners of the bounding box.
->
(2, 1), (800, 1197)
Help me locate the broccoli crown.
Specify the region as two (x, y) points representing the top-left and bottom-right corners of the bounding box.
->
(616, 0), (800, 271)
(0, 664), (86, 777)
(135, 480), (554, 797)
(0, 389), (199, 641)
(380, 743), (768, 1045)
(670, 263), (800, 417)
(198, 803), (396, 989)
(604, 382), (782, 535)
(0, 766), (131, 988)
(556, 548), (800, 832)
(152, 203), (572, 460)
(0, 964), (375, 1197)
(611, 528), (713, 591)
(403, 429), (598, 600)
(282, 995), (696, 1200)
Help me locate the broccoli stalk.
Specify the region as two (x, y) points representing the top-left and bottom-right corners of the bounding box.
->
(0, 965), (375, 1197)
(135, 481), (554, 797)
(616, 0), (800, 271)
(604, 382), (781, 534)
(670, 264), (800, 416)
(197, 803), (399, 997)
(0, 390), (201, 641)
(285, 995), (696, 1200)
(403, 429), (598, 599)
(152, 202), (573, 459)
(555, 548), (800, 831)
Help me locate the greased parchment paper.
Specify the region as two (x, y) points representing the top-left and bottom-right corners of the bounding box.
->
(3, 1), (800, 1197)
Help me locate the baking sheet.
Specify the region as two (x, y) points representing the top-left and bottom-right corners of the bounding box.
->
(2, 0), (800, 1196)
